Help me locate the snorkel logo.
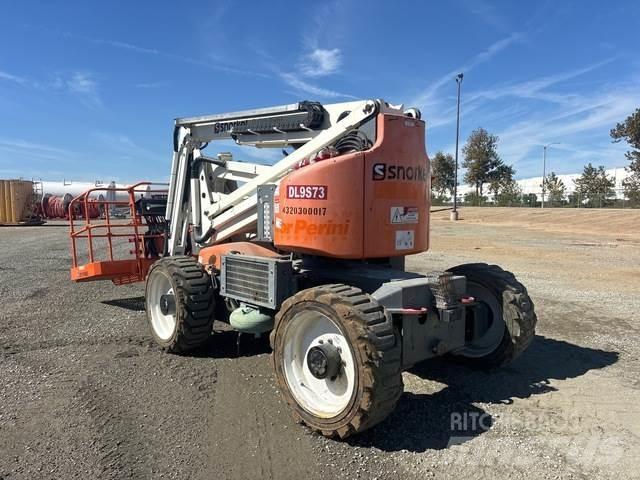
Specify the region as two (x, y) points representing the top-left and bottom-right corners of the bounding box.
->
(372, 163), (427, 182)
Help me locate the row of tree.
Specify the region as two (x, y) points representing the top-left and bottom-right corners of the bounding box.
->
(431, 128), (522, 206)
(545, 109), (640, 207)
(430, 107), (640, 208)
(542, 166), (616, 208)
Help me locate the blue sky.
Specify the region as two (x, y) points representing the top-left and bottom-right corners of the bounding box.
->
(1, 0), (639, 183)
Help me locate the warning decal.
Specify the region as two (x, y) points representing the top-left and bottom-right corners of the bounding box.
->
(395, 230), (415, 250)
(390, 206), (419, 224)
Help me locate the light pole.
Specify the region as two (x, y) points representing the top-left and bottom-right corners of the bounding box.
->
(451, 72), (463, 221)
(541, 142), (560, 208)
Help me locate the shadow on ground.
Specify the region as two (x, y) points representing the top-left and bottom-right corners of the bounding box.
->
(102, 296), (146, 311)
(93, 302), (620, 454)
(349, 386), (493, 452)
(196, 329), (272, 358)
(411, 335), (619, 404)
(348, 335), (618, 452)
(190, 333), (618, 453)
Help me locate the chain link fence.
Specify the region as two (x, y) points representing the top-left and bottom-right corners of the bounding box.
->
(432, 188), (639, 208)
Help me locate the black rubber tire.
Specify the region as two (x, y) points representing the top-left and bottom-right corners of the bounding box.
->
(447, 263), (537, 368)
(145, 256), (215, 353)
(270, 284), (403, 439)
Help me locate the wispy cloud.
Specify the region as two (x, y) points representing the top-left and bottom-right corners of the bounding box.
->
(92, 132), (161, 161)
(1, 67), (102, 107)
(466, 58), (615, 106)
(0, 135), (158, 181)
(493, 83), (640, 175)
(89, 33), (267, 77)
(417, 42), (636, 178)
(299, 48), (342, 77)
(409, 32), (523, 128)
(0, 137), (77, 172)
(279, 72), (356, 99)
(62, 72), (101, 106)
(412, 32), (523, 108)
(419, 60), (609, 129)
(462, 0), (512, 32)
(503, 89), (639, 143)
(94, 38), (160, 56)
(273, 1), (349, 98)
(414, 50), (613, 134)
(0, 137), (70, 155)
(96, 35), (267, 77)
(0, 70), (30, 86)
(30, 25), (269, 79)
(436, 88), (637, 178)
(301, 1), (347, 50)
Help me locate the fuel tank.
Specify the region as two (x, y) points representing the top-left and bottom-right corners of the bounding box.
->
(273, 113), (430, 258)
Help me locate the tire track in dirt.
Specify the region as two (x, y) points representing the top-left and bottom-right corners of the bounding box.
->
(74, 377), (151, 479)
(0, 335), (152, 356)
(205, 354), (334, 480)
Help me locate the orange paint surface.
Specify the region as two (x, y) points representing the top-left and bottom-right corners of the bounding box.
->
(274, 113), (430, 258)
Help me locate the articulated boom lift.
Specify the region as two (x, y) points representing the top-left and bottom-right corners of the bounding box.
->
(73, 98), (537, 438)
(166, 99), (390, 253)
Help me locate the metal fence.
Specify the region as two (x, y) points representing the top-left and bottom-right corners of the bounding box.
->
(433, 189), (639, 208)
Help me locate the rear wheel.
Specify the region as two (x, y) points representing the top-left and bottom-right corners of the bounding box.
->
(271, 284), (403, 438)
(145, 256), (215, 353)
(447, 263), (536, 368)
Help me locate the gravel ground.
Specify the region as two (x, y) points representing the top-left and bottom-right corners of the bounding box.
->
(1, 210), (639, 479)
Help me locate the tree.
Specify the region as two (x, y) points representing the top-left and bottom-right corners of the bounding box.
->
(430, 151), (456, 199)
(462, 128), (502, 197)
(488, 164), (515, 202)
(622, 171), (640, 205)
(573, 163), (615, 208)
(464, 192), (487, 206)
(610, 108), (640, 205)
(496, 178), (522, 206)
(522, 193), (538, 207)
(611, 108), (640, 163)
(542, 172), (566, 207)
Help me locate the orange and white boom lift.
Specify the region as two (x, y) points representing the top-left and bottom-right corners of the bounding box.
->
(78, 99), (537, 438)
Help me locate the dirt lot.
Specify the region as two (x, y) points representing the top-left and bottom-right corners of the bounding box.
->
(1, 207), (639, 480)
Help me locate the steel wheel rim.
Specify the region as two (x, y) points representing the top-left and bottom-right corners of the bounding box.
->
(148, 272), (176, 341)
(460, 282), (505, 357)
(282, 310), (356, 418)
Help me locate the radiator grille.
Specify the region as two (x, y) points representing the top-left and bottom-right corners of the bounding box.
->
(221, 254), (294, 309)
(221, 254), (296, 309)
(223, 256), (271, 305)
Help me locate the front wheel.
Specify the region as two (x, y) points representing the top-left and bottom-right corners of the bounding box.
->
(270, 285), (403, 438)
(145, 256), (215, 353)
(447, 263), (537, 368)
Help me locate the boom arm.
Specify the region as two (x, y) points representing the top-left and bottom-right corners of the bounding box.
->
(165, 99), (404, 256)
